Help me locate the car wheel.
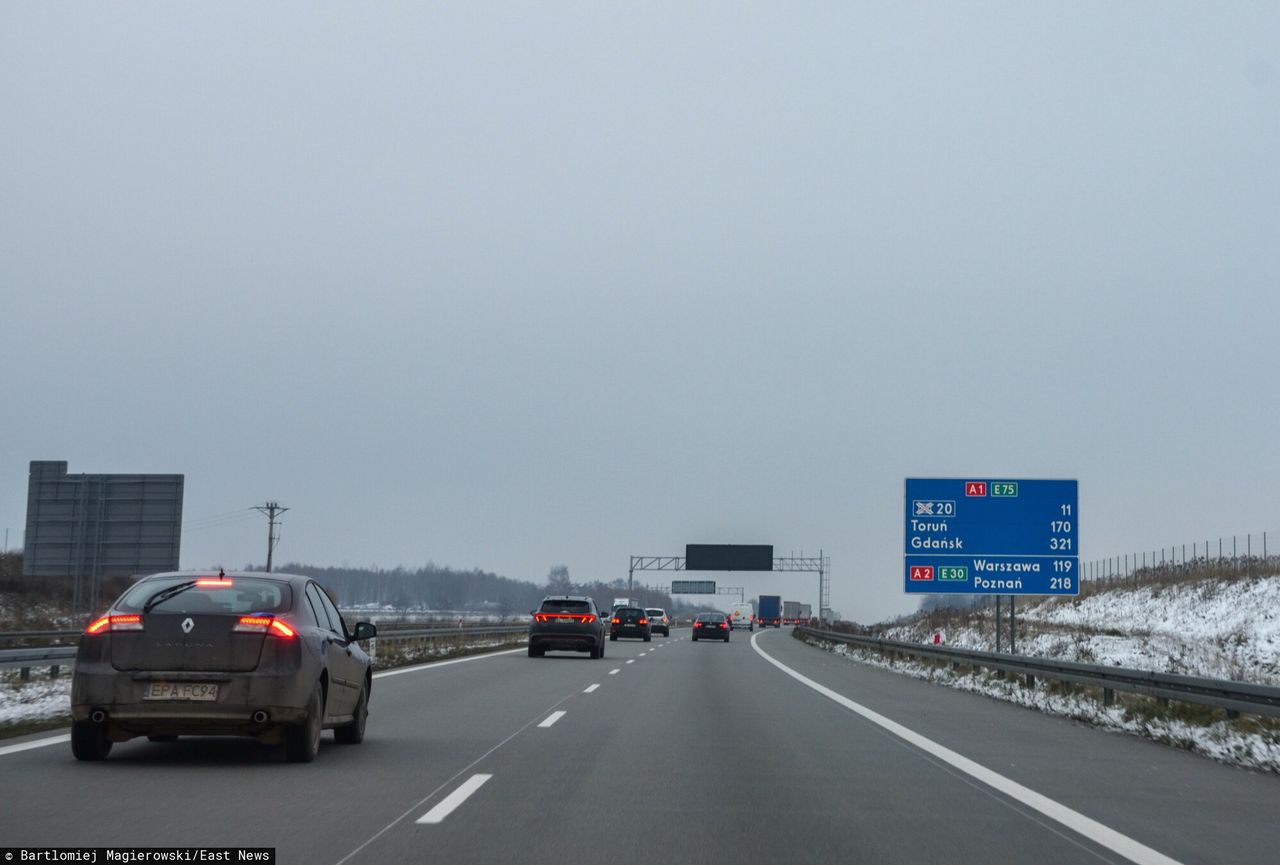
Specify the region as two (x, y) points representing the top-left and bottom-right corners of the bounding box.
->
(691, 635), (697, 642)
(528, 644), (539, 657)
(71, 720), (112, 761)
(644, 634), (651, 642)
(285, 681), (323, 763)
(334, 680), (368, 745)
(147, 735), (178, 743)
(609, 634), (617, 641)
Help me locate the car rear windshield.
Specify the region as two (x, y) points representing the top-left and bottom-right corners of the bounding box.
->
(697, 614), (723, 622)
(540, 600), (592, 614)
(646, 609), (664, 616)
(117, 577), (291, 615)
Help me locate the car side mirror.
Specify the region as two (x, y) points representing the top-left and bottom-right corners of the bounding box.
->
(352, 621), (377, 641)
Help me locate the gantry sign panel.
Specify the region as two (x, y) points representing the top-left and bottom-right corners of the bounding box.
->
(684, 544), (774, 571)
(903, 478), (1078, 596)
(671, 580), (717, 594)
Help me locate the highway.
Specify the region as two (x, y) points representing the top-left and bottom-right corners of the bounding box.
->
(1, 628), (1276, 865)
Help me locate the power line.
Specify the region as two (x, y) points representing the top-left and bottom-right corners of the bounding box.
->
(251, 502), (290, 572)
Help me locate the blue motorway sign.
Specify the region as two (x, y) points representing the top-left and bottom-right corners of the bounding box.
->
(904, 478), (1079, 596)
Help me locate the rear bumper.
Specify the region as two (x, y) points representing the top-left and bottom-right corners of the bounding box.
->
(71, 660), (312, 737)
(610, 626), (650, 638)
(529, 630), (601, 652)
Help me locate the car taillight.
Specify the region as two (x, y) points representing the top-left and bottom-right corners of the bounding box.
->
(85, 614), (143, 634)
(196, 578), (233, 587)
(720, 622), (727, 629)
(612, 617), (621, 624)
(234, 615), (297, 638)
(694, 621), (702, 628)
(638, 618), (647, 625)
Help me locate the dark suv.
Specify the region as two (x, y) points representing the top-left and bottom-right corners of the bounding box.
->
(528, 596), (606, 659)
(609, 606), (651, 642)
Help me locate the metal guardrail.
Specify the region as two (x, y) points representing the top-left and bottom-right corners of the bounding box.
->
(795, 626), (1280, 720)
(0, 630), (81, 642)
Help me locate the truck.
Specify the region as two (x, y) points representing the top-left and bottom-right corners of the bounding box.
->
(611, 597), (641, 611)
(782, 600), (802, 624)
(798, 603), (813, 624)
(757, 595), (782, 628)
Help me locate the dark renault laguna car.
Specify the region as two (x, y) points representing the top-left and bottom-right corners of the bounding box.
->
(528, 596), (606, 658)
(71, 570), (377, 763)
(609, 606), (651, 642)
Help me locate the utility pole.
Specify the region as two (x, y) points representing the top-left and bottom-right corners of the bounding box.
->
(252, 502), (289, 572)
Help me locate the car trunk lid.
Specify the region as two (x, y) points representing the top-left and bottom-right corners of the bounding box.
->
(110, 613), (267, 672)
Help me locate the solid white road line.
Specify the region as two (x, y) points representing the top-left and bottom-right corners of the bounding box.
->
(373, 647), (524, 679)
(584, 684), (600, 693)
(416, 774), (493, 825)
(608, 668), (620, 675)
(750, 633), (1184, 865)
(0, 734), (70, 757)
(538, 711), (566, 728)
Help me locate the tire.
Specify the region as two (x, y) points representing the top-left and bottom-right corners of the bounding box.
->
(285, 682), (323, 763)
(528, 644), (540, 657)
(334, 681), (368, 745)
(691, 636), (697, 642)
(644, 634), (651, 643)
(609, 634), (617, 642)
(147, 735), (178, 743)
(71, 720), (112, 761)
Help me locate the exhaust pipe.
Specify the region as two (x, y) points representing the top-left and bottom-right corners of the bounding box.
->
(90, 710), (106, 724)
(251, 710), (269, 724)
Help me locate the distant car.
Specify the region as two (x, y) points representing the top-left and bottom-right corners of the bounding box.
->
(645, 608), (671, 637)
(728, 603), (754, 631)
(691, 612), (730, 642)
(529, 596), (606, 659)
(610, 607), (651, 641)
(70, 570), (377, 763)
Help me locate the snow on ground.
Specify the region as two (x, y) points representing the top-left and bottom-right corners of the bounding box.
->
(884, 574), (1280, 685)
(0, 672), (71, 727)
(810, 639), (1280, 775)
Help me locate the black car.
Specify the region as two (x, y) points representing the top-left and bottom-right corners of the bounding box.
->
(529, 596), (606, 658)
(609, 606), (651, 641)
(691, 611), (730, 642)
(70, 570), (377, 763)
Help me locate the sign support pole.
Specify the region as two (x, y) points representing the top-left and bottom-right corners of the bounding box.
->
(995, 596), (1002, 653)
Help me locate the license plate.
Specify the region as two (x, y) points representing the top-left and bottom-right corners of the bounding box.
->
(143, 682), (219, 701)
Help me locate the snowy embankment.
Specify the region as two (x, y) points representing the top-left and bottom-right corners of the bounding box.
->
(0, 673), (70, 729)
(809, 573), (1280, 773)
(884, 575), (1280, 685)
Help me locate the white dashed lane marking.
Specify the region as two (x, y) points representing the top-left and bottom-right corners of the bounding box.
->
(416, 774), (493, 825)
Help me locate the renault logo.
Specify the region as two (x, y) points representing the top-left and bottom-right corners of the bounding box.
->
(181, 618), (195, 634)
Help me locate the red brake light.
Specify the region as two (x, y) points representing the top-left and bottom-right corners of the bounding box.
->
(196, 578), (234, 587)
(86, 614), (143, 634)
(694, 621), (702, 628)
(720, 622), (727, 629)
(611, 617), (620, 624)
(638, 618), (647, 625)
(582, 614), (596, 624)
(234, 615), (295, 638)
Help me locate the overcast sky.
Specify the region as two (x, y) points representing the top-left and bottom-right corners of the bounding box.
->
(2, 3), (1277, 623)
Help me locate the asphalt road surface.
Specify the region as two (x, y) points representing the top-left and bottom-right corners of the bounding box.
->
(2, 628), (1275, 865)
